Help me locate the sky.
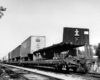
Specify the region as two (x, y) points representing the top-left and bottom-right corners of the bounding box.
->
(0, 0), (100, 59)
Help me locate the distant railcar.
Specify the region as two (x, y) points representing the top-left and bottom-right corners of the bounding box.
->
(3, 55), (8, 63)
(10, 45), (21, 62)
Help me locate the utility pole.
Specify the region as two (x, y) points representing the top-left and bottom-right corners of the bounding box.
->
(0, 6), (6, 18)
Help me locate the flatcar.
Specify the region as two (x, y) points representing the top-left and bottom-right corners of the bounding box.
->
(6, 42), (89, 73)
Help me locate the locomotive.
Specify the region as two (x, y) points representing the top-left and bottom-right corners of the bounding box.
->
(2, 27), (90, 73)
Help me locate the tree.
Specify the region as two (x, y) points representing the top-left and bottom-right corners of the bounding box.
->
(95, 43), (100, 60)
(0, 6), (6, 18)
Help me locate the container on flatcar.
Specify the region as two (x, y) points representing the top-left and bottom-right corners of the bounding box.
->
(0, 58), (3, 62)
(10, 51), (12, 61)
(20, 36), (46, 60)
(11, 49), (15, 60)
(12, 45), (21, 61)
(63, 27), (89, 45)
(8, 52), (10, 61)
(3, 55), (8, 63)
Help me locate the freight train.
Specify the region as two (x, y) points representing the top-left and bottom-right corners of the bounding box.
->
(1, 27), (90, 73)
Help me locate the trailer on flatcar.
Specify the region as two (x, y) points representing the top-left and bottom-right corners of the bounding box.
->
(20, 36), (46, 61)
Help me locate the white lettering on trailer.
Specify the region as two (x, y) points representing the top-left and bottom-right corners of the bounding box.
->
(84, 31), (89, 35)
(74, 29), (79, 36)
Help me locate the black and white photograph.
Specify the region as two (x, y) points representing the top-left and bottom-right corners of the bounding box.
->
(0, 0), (100, 80)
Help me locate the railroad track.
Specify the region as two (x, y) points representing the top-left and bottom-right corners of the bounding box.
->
(0, 65), (29, 80)
(1, 64), (61, 80)
(25, 65), (100, 78)
(2, 64), (100, 80)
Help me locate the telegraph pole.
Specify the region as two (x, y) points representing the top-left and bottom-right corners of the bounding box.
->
(0, 6), (6, 18)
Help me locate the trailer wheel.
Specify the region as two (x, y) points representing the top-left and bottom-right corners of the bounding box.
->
(65, 64), (69, 72)
(73, 67), (77, 72)
(83, 66), (88, 73)
(58, 65), (62, 71)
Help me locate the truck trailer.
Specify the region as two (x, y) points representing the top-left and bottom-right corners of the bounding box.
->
(20, 36), (46, 61)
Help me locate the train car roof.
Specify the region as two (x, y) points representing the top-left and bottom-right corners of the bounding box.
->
(34, 42), (84, 53)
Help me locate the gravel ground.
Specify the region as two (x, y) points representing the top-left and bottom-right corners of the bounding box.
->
(0, 72), (25, 80)
(1, 64), (100, 80)
(0, 64), (60, 80)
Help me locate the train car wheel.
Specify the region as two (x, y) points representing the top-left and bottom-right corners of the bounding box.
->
(54, 64), (61, 72)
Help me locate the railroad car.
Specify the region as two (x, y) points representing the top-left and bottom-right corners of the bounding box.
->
(2, 55), (8, 63)
(2, 27), (90, 73)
